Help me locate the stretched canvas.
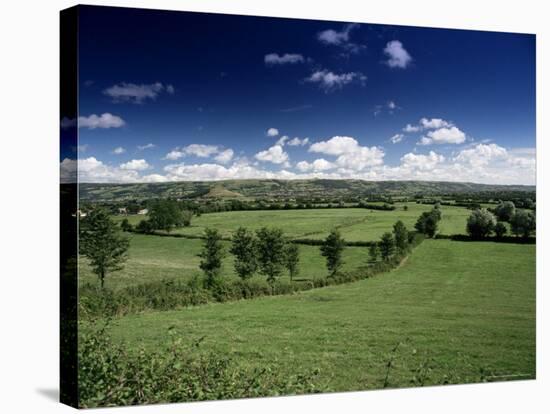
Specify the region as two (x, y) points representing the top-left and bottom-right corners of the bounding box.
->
(60, 5), (536, 408)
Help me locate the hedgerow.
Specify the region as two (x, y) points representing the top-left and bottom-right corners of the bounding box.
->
(79, 322), (326, 408)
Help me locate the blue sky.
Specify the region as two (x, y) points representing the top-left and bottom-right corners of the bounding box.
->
(62, 5), (536, 185)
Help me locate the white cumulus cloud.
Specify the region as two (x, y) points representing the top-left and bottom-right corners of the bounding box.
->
(112, 147), (126, 155)
(418, 126), (466, 145)
(266, 127), (279, 137)
(296, 158), (335, 172)
(119, 159), (151, 171)
(400, 151), (445, 170)
(214, 148), (234, 164)
(384, 40), (412, 69)
(255, 144), (289, 165)
(78, 113), (126, 129)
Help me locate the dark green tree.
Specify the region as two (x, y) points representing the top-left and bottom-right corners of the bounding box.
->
(79, 209), (129, 288)
(415, 208), (441, 238)
(199, 228), (225, 287)
(181, 210), (193, 227)
(283, 242), (300, 282)
(494, 221), (507, 238)
(255, 227), (286, 286)
(229, 227), (257, 280)
(120, 218), (133, 232)
(379, 232), (395, 261)
(466, 208), (496, 239)
(510, 210), (536, 238)
(368, 242), (379, 263)
(392, 220), (409, 253)
(320, 229), (345, 276)
(495, 201), (516, 222)
(136, 219), (153, 234)
(148, 200), (183, 232)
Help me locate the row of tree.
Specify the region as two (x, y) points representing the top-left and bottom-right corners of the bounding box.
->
(198, 227), (300, 290)
(199, 217), (417, 290)
(367, 220), (412, 264)
(466, 207), (535, 239)
(414, 206), (442, 238)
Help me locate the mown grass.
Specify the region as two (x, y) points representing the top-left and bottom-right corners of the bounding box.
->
(100, 240), (535, 391)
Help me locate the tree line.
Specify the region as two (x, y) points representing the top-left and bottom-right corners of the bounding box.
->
(466, 201), (535, 239)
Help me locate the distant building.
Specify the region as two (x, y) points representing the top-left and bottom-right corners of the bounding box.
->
(118, 207), (128, 215)
(137, 208), (149, 215)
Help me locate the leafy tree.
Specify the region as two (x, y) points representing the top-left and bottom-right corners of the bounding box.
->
(320, 229), (345, 276)
(494, 221), (507, 238)
(392, 220), (408, 253)
(255, 227), (286, 286)
(379, 232), (395, 261)
(523, 198), (535, 210)
(120, 218), (133, 232)
(79, 209), (129, 288)
(149, 200), (183, 232)
(415, 209), (440, 238)
(510, 210), (536, 238)
(136, 219), (153, 234)
(283, 242), (300, 282)
(199, 228), (225, 287)
(403, 205), (409, 211)
(181, 210), (193, 227)
(466, 208), (496, 239)
(229, 227), (257, 280)
(494, 201), (516, 222)
(368, 243), (379, 263)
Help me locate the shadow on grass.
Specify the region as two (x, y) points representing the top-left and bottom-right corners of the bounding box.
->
(435, 234), (535, 244)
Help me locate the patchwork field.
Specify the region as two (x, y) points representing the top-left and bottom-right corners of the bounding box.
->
(82, 203), (473, 290)
(101, 239), (536, 390)
(114, 202), (471, 241)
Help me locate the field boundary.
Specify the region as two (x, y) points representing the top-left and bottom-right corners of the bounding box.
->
(79, 234), (426, 318)
(130, 229), (381, 246)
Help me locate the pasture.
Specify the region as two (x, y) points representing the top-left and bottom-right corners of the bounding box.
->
(78, 233), (370, 290)
(82, 203), (472, 290)
(101, 239), (535, 391)
(115, 202), (471, 241)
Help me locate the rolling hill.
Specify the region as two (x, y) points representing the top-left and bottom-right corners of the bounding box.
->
(78, 179), (535, 202)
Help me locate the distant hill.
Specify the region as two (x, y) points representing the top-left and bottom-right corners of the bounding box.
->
(203, 184), (244, 199)
(79, 179), (535, 202)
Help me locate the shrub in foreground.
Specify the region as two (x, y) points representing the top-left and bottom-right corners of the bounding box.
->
(79, 323), (326, 408)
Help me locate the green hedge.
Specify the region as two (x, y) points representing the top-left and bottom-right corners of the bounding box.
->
(80, 233), (425, 319)
(79, 323), (326, 408)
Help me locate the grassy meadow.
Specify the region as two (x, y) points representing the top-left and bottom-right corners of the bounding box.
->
(82, 203), (471, 290)
(78, 233), (371, 290)
(113, 202), (471, 241)
(98, 239), (536, 390)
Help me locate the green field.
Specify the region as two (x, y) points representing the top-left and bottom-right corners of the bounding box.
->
(99, 239), (535, 390)
(79, 233), (370, 290)
(115, 202), (471, 241)
(82, 203), (473, 290)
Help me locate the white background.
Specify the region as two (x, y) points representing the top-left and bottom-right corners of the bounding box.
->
(0, 0), (547, 412)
